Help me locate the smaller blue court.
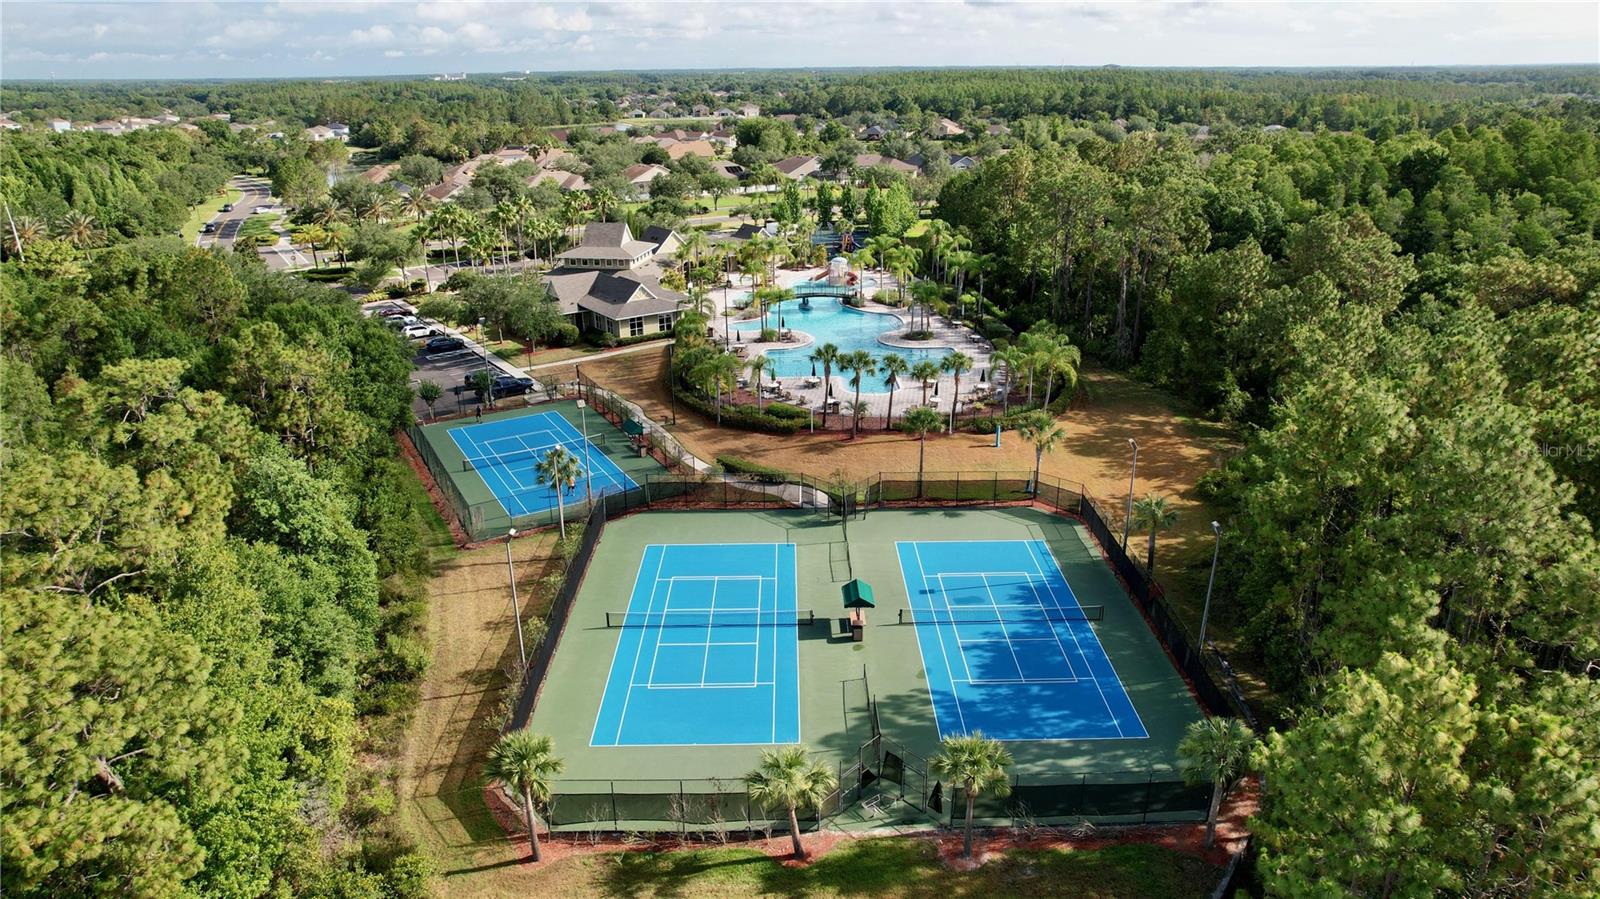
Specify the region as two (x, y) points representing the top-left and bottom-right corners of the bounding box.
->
(447, 410), (636, 517)
(896, 539), (1148, 742)
(591, 543), (801, 747)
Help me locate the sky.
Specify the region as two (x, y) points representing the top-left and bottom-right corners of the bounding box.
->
(2, 1), (1596, 80)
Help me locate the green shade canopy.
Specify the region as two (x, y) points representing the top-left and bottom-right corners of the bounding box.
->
(622, 419), (646, 436)
(841, 579), (875, 609)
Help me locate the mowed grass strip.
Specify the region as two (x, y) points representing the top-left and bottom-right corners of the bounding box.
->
(524, 839), (1218, 899)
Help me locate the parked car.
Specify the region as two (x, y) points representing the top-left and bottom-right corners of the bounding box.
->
(490, 375), (537, 398)
(423, 335), (466, 353)
(384, 314), (420, 328)
(400, 323), (436, 340)
(461, 373), (537, 399)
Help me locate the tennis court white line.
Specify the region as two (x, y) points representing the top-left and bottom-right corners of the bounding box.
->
(608, 545), (668, 745)
(1019, 574), (1085, 681)
(634, 682), (773, 690)
(452, 427), (522, 517)
(1024, 540), (1125, 738)
(657, 640), (760, 647)
(912, 542), (970, 734)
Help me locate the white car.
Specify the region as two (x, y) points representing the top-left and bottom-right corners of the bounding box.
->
(401, 323), (436, 340)
(253, 205), (274, 214)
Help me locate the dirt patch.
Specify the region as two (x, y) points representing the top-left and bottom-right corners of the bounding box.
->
(395, 530), (565, 879)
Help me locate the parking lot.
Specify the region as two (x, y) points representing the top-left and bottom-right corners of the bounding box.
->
(360, 300), (549, 421)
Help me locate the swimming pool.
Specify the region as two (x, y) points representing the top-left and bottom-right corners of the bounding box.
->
(731, 296), (952, 388)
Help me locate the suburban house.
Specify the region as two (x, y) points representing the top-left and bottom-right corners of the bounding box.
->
(648, 107), (673, 119)
(713, 107), (736, 118)
(0, 116), (19, 131)
(305, 125), (337, 141)
(706, 129), (737, 148)
(622, 163), (671, 194)
(862, 124), (890, 140)
(773, 155), (821, 180)
(853, 153), (921, 177)
(665, 139), (716, 159)
(88, 120), (126, 135)
(532, 147), (576, 168)
(710, 160), (745, 181)
(738, 104), (761, 117)
(546, 222), (687, 338)
(950, 155), (978, 171)
(987, 123), (1010, 136)
(157, 112), (181, 124)
(691, 104), (711, 117)
(934, 117), (965, 137)
(48, 118), (71, 132)
(360, 163), (398, 184)
(493, 146), (533, 164)
(423, 181), (465, 202)
(327, 123), (351, 139)
(527, 169), (589, 192)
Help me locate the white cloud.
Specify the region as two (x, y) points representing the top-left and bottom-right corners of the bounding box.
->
(0, 0), (1593, 78)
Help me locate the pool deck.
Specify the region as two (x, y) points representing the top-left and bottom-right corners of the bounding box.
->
(710, 267), (999, 420)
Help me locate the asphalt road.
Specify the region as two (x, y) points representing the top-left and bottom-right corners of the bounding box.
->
(199, 175), (273, 251)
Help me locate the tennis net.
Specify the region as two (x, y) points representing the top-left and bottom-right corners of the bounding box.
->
(604, 609), (818, 628)
(898, 605), (1104, 625)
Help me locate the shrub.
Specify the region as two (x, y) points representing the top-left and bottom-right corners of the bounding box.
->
(715, 454), (791, 483)
(764, 401), (809, 421)
(979, 317), (1015, 341)
(903, 329), (934, 341)
(759, 327), (780, 342)
(672, 383), (800, 434)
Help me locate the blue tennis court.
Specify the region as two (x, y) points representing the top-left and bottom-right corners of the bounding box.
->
(591, 543), (801, 747)
(895, 539), (1148, 742)
(447, 410), (636, 517)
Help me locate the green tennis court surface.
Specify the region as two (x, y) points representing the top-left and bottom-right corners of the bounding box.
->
(528, 508), (1203, 793)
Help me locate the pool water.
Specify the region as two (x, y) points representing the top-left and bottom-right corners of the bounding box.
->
(731, 297), (952, 389)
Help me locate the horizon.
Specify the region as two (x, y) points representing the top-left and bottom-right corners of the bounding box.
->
(3, 1), (1596, 81)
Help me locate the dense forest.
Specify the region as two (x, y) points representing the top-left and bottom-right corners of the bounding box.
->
(2, 66), (1597, 896)
(1, 238), (437, 896)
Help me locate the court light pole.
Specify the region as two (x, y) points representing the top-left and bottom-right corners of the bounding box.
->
(576, 398), (593, 506)
(1121, 438), (1138, 550)
(506, 528), (527, 667)
(1197, 521), (1222, 653)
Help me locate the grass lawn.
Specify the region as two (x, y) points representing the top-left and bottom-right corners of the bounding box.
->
(237, 213), (280, 241)
(441, 838), (1218, 898)
(180, 185), (242, 243)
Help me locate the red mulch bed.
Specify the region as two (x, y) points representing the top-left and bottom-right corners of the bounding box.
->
(479, 777), (1259, 870)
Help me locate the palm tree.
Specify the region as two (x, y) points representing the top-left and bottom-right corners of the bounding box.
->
(745, 746), (837, 860)
(866, 234), (899, 280)
(591, 186), (618, 222)
(324, 223), (351, 270)
(535, 445), (583, 537)
(941, 351), (974, 432)
(992, 345), (1025, 415)
(489, 201), (518, 268)
(746, 353), (774, 410)
(847, 247), (875, 297)
(55, 210), (102, 250)
(693, 352), (741, 425)
(1179, 718), (1257, 850)
(4, 214), (45, 258)
(841, 349), (876, 438)
(678, 229), (710, 284)
(910, 359), (941, 407)
(1131, 493), (1180, 575)
(467, 227), (499, 271)
(808, 342), (841, 427)
(400, 192), (432, 222)
(1016, 412), (1065, 496)
(291, 224), (327, 268)
(484, 729), (565, 863)
(1039, 341), (1083, 410)
(910, 279), (944, 334)
(900, 406), (943, 499)
(885, 244), (919, 308)
(930, 732), (1014, 860)
(880, 353), (909, 428)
